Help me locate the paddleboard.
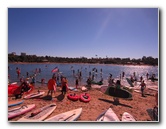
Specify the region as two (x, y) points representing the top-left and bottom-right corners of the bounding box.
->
(81, 86), (88, 92)
(148, 87), (158, 91)
(121, 112), (136, 121)
(8, 100), (24, 107)
(134, 90), (141, 93)
(18, 103), (56, 122)
(100, 86), (132, 99)
(126, 78), (134, 87)
(44, 108), (82, 121)
(8, 104), (36, 119)
(23, 91), (45, 99)
(68, 87), (78, 91)
(96, 108), (120, 121)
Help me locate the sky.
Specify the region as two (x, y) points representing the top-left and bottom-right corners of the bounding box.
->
(8, 8), (158, 59)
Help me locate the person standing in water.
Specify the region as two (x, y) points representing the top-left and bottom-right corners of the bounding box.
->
(75, 77), (79, 89)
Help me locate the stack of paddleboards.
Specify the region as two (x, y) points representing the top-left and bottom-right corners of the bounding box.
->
(8, 104), (36, 119)
(44, 108), (82, 121)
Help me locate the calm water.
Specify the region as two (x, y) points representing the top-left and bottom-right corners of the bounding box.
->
(8, 63), (158, 88)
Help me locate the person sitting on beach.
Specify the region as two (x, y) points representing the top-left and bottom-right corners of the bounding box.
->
(20, 80), (30, 92)
(115, 80), (121, 89)
(13, 80), (30, 99)
(61, 77), (68, 95)
(47, 74), (57, 97)
(139, 80), (146, 97)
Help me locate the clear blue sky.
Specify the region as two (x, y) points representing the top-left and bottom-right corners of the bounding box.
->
(8, 8), (158, 59)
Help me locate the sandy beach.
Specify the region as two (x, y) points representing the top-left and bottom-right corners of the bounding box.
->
(8, 82), (158, 122)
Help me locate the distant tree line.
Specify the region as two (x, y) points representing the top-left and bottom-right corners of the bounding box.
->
(8, 54), (158, 66)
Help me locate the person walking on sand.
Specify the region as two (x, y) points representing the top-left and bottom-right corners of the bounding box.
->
(139, 80), (146, 97)
(61, 77), (68, 95)
(47, 74), (57, 97)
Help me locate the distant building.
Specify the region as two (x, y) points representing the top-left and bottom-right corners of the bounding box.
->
(11, 52), (16, 55)
(21, 52), (26, 56)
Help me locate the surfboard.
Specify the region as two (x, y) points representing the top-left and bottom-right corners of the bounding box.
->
(100, 86), (132, 99)
(122, 112), (136, 121)
(8, 100), (24, 107)
(23, 91), (45, 99)
(44, 108), (82, 121)
(126, 78), (134, 87)
(8, 104), (36, 119)
(96, 108), (120, 121)
(18, 103), (56, 122)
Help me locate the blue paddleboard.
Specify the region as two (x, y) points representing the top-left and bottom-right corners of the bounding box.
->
(8, 100), (24, 107)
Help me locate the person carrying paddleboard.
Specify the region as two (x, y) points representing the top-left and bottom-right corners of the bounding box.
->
(47, 74), (57, 97)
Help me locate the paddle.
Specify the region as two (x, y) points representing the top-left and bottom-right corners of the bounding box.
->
(30, 104), (56, 117)
(8, 105), (28, 112)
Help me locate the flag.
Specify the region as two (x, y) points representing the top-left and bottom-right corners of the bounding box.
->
(51, 67), (58, 73)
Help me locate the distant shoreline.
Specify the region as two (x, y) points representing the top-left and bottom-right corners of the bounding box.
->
(8, 62), (158, 67)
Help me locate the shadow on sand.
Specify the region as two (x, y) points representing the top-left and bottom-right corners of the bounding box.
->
(40, 95), (53, 100)
(56, 93), (65, 101)
(98, 98), (132, 108)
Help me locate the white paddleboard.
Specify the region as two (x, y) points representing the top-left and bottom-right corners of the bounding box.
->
(18, 103), (56, 122)
(44, 108), (82, 121)
(81, 86), (87, 92)
(23, 91), (45, 99)
(68, 87), (78, 91)
(8, 104), (36, 119)
(122, 112), (136, 121)
(96, 108), (120, 121)
(134, 90), (141, 93)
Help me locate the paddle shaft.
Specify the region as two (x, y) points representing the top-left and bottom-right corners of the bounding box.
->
(64, 113), (75, 121)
